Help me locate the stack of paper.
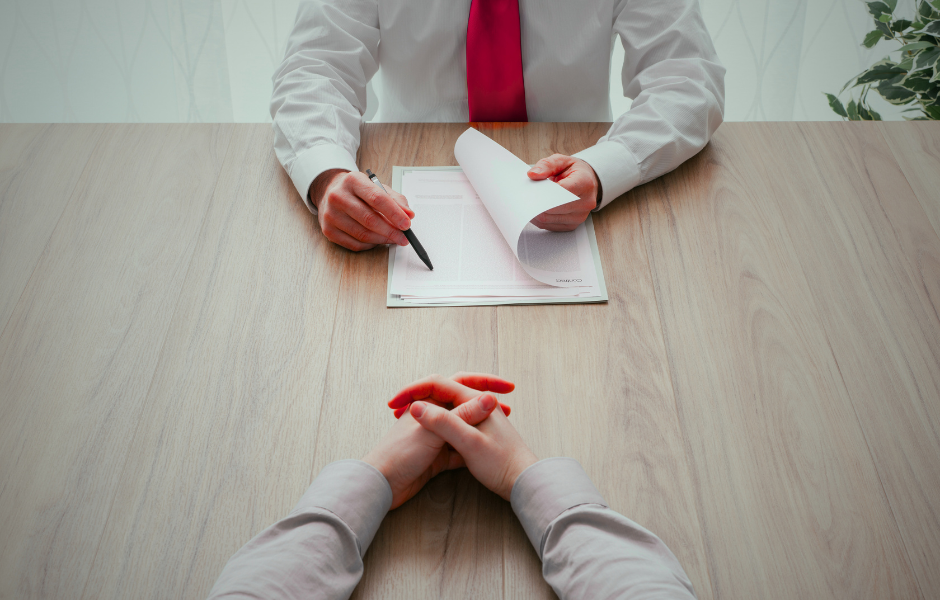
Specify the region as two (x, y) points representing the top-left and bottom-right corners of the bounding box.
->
(387, 128), (607, 307)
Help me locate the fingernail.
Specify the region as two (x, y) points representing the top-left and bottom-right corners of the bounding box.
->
(410, 402), (426, 418)
(530, 167), (543, 175)
(400, 218), (411, 230)
(480, 394), (496, 411)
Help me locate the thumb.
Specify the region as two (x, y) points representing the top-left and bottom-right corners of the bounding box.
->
(453, 393), (498, 426)
(410, 401), (485, 455)
(527, 154), (574, 180)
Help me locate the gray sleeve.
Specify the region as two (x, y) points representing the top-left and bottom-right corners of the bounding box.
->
(511, 458), (697, 600)
(574, 0), (725, 210)
(206, 460), (392, 600)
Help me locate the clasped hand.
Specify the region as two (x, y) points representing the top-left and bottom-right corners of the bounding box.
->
(363, 373), (538, 509)
(311, 154), (599, 252)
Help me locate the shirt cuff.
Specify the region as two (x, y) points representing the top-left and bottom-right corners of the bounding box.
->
(287, 143), (359, 214)
(573, 141), (642, 211)
(510, 457), (608, 558)
(292, 459), (393, 556)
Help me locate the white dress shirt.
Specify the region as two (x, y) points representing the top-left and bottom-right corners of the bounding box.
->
(270, 0), (725, 213)
(207, 458), (697, 599)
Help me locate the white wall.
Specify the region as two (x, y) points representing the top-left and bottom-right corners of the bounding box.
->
(0, 0), (908, 123)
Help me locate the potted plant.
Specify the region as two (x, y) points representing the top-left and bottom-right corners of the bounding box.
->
(826, 0), (940, 120)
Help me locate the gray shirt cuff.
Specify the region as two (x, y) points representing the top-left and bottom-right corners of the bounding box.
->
(510, 457), (608, 557)
(293, 459), (393, 556)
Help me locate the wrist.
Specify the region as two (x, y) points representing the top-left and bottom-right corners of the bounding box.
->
(309, 168), (348, 211)
(361, 450), (390, 484)
(504, 449), (539, 499)
(588, 165), (602, 208)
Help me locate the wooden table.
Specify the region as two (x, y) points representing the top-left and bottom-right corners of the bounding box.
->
(0, 122), (938, 599)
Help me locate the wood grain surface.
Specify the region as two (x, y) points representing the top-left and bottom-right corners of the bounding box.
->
(77, 124), (346, 600)
(639, 122), (927, 599)
(0, 124), (233, 598)
(774, 122), (940, 595)
(0, 122), (937, 600)
(880, 122), (940, 240)
(0, 124), (102, 336)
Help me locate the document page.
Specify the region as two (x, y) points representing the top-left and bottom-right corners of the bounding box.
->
(387, 127), (606, 307)
(453, 128), (597, 288)
(389, 169), (603, 305)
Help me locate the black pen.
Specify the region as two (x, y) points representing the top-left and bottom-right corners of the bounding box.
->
(365, 169), (434, 271)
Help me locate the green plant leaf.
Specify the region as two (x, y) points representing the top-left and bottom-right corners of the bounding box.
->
(931, 0), (940, 11)
(901, 71), (933, 91)
(915, 47), (940, 70)
(847, 98), (860, 120)
(898, 56), (915, 70)
(892, 19), (913, 31)
(880, 13), (893, 22)
(876, 19), (893, 36)
(841, 63), (882, 93)
(924, 20), (940, 36)
(842, 59), (905, 91)
(920, 0), (935, 16)
(868, 1), (892, 17)
(841, 75), (862, 94)
(899, 41), (934, 51)
(863, 30), (885, 47)
(923, 103), (940, 119)
(885, 0), (898, 11)
(825, 93), (849, 117)
(878, 83), (918, 104)
(857, 66), (907, 85)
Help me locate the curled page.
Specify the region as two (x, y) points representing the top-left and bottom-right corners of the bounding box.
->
(454, 128), (595, 288)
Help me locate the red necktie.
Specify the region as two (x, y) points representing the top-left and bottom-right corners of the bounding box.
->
(466, 0), (528, 122)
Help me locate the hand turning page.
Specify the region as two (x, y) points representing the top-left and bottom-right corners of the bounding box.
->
(453, 128), (595, 288)
(387, 128), (607, 307)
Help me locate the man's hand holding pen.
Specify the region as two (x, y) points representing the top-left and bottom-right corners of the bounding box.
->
(309, 168), (414, 251)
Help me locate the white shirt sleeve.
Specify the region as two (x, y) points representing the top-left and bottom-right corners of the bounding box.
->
(270, 0), (379, 212)
(511, 458), (698, 600)
(574, 0), (726, 210)
(206, 460), (392, 600)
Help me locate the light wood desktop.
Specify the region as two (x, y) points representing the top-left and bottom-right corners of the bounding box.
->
(0, 122), (938, 599)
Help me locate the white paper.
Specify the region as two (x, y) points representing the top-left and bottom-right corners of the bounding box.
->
(390, 171), (599, 301)
(389, 129), (604, 305)
(453, 128), (597, 288)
